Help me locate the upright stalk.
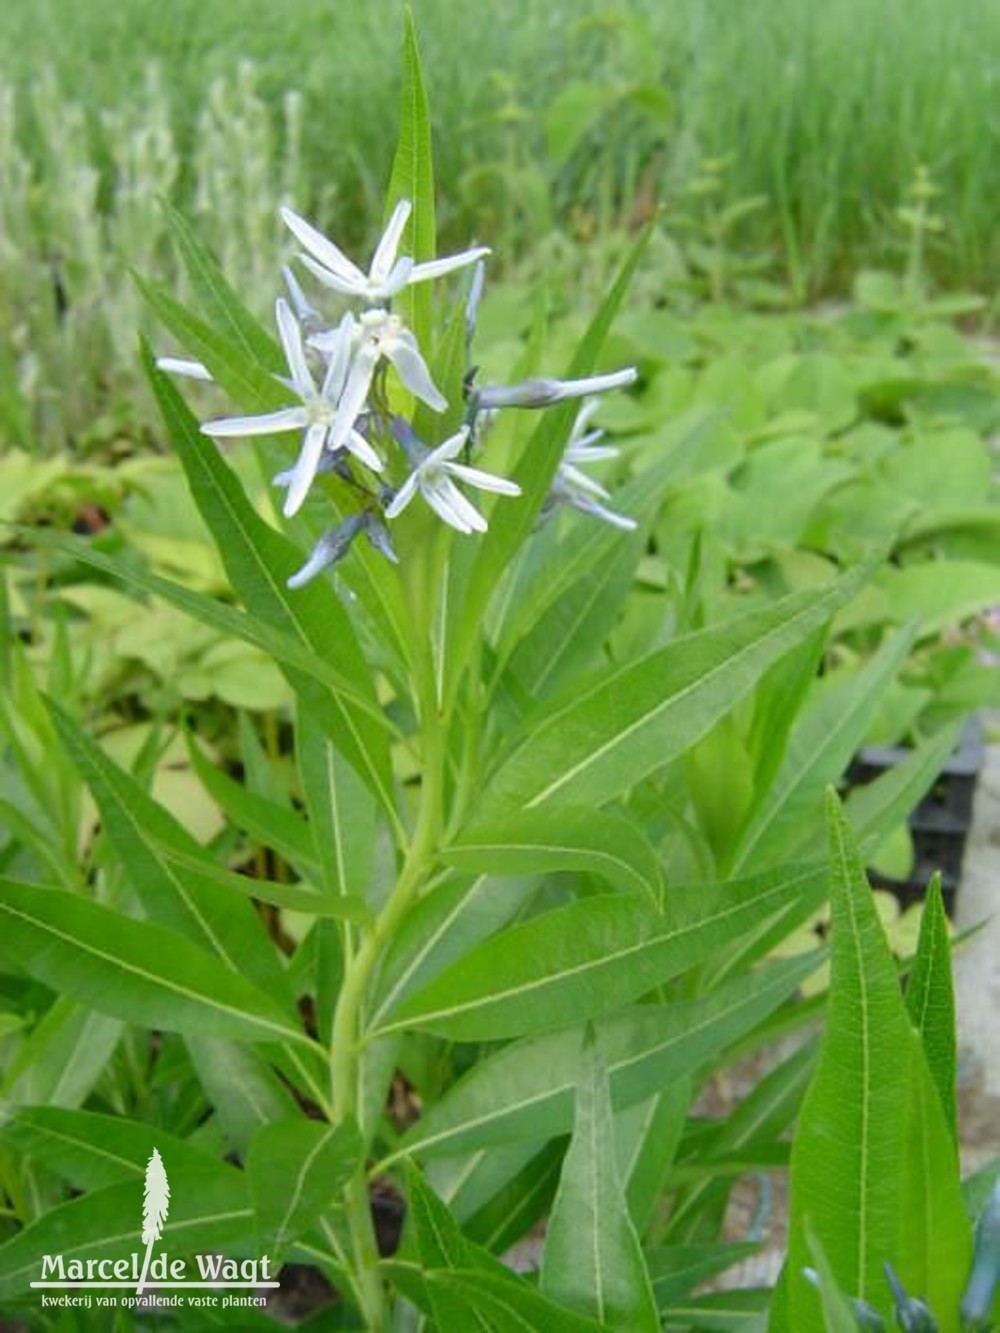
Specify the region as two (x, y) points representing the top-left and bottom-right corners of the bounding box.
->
(329, 542), (447, 1329)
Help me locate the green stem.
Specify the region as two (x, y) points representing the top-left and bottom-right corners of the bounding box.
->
(328, 556), (447, 1328)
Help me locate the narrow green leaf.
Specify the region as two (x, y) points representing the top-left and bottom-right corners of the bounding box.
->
(905, 875), (957, 1143)
(444, 806), (663, 905)
(142, 347), (398, 829)
(135, 271), (289, 411)
(402, 1166), (603, 1331)
(734, 624), (915, 872)
(48, 699), (292, 1005)
(247, 1116), (362, 1253)
(0, 1171), (252, 1302)
(378, 863), (822, 1041)
(21, 527), (396, 737)
(481, 568), (868, 813)
(2, 999), (122, 1111)
(541, 1040), (659, 1331)
(445, 229), (652, 703)
(162, 199), (284, 371)
(386, 7), (435, 350)
(617, 1081), (691, 1235)
(847, 723), (963, 855)
(648, 1243), (761, 1309)
(390, 955), (817, 1160)
(804, 1229), (860, 1333)
(368, 873), (536, 1031)
(297, 707), (375, 900)
(1, 1107), (233, 1192)
(185, 1037), (296, 1154)
(0, 879), (314, 1050)
(784, 793), (969, 1327)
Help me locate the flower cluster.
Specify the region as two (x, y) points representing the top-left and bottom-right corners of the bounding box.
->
(160, 200), (638, 587)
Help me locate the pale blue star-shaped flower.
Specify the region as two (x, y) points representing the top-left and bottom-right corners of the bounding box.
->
(200, 299), (384, 518)
(281, 198), (489, 304)
(385, 425), (521, 534)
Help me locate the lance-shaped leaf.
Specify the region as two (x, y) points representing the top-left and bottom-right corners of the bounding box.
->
(48, 699), (292, 1005)
(0, 879), (315, 1050)
(185, 1038), (296, 1155)
(443, 230), (652, 705)
(0, 1170), (253, 1302)
(733, 624), (915, 872)
(541, 1040), (659, 1331)
(296, 709), (375, 900)
(1, 1107), (236, 1193)
(443, 806), (663, 905)
(783, 792), (969, 1328)
(162, 199), (284, 371)
(142, 348), (398, 831)
(480, 568), (868, 813)
(247, 1116), (362, 1254)
(385, 7), (435, 353)
(376, 863), (822, 1041)
(388, 955), (817, 1160)
(395, 1164), (602, 1332)
(905, 873), (957, 1146)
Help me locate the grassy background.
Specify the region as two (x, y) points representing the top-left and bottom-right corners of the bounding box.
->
(2, 0), (1000, 294)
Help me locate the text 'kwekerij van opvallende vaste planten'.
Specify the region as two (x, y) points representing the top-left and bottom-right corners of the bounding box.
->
(3, 8), (1000, 1332)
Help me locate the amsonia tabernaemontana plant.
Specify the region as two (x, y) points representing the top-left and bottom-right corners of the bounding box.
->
(1, 10), (997, 1333)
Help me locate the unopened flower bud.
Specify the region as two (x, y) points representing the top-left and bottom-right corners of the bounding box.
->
(475, 367), (637, 411)
(961, 1177), (1000, 1327)
(287, 515), (365, 588)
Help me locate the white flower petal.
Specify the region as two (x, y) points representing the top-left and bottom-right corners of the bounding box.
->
(560, 462), (611, 499)
(344, 429), (384, 473)
(370, 200), (412, 282)
(551, 368), (638, 400)
(427, 426), (470, 465)
(421, 477), (478, 533)
(430, 477), (487, 533)
(275, 298), (314, 399)
(372, 255), (414, 301)
(283, 422), (330, 517)
(201, 407), (308, 437)
(567, 441), (618, 463)
(328, 341), (380, 454)
(443, 460), (521, 496)
(385, 337), (447, 411)
(319, 312), (356, 400)
(280, 206), (366, 285)
(384, 471), (420, 520)
(298, 253), (365, 298)
(409, 247), (491, 284)
(156, 357), (212, 381)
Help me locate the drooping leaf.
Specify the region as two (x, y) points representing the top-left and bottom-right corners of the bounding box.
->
(377, 863), (822, 1041)
(540, 1039), (659, 1331)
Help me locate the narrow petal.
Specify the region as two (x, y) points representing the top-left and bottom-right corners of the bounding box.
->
(429, 477), (488, 533)
(559, 462), (611, 499)
(319, 311), (356, 400)
(298, 253), (365, 298)
(409, 246), (491, 284)
(577, 498), (638, 531)
(443, 460), (521, 496)
(567, 440), (619, 463)
(385, 336), (447, 411)
(282, 265), (319, 324)
(156, 357), (212, 381)
(384, 471), (420, 520)
(369, 200), (412, 282)
(327, 342), (380, 455)
(283, 422), (330, 518)
(550, 367), (638, 400)
(275, 298), (314, 398)
(280, 206), (366, 284)
(371, 255), (414, 301)
(344, 428), (384, 473)
(426, 426), (470, 465)
(421, 478), (478, 534)
(202, 407), (307, 437)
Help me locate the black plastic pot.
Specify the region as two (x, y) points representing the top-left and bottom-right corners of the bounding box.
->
(847, 717), (985, 917)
